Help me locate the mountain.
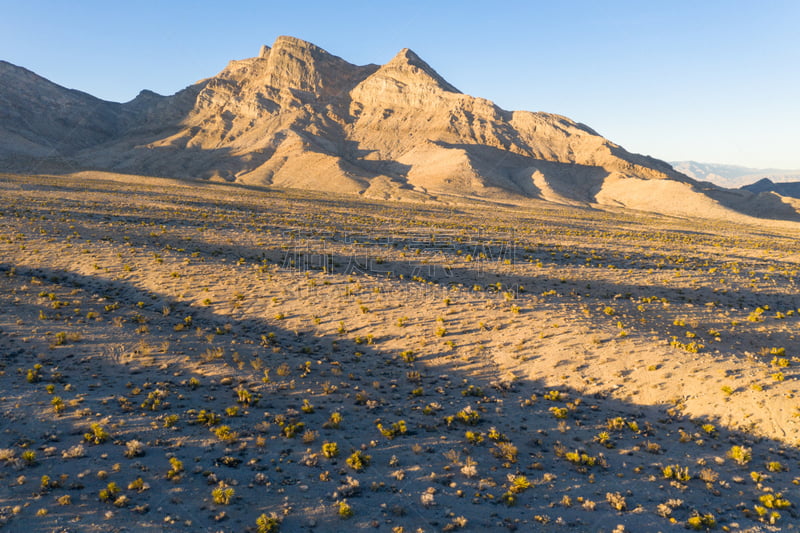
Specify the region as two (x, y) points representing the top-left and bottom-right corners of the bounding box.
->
(671, 161), (800, 188)
(2, 36), (799, 222)
(0, 60), (122, 157)
(741, 178), (800, 199)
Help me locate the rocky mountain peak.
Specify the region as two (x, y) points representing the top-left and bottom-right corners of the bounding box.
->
(244, 35), (372, 100)
(382, 47), (461, 94)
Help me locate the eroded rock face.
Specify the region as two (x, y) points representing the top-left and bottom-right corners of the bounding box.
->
(5, 35), (793, 221)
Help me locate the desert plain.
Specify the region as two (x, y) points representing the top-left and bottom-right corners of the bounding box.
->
(0, 171), (799, 532)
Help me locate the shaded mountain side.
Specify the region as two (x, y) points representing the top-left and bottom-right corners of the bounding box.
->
(0, 61), (122, 157)
(1, 36), (798, 222)
(741, 178), (800, 199)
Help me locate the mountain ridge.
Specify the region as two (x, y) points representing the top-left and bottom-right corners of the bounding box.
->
(1, 36), (798, 223)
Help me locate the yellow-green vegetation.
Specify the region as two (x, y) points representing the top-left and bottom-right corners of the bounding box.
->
(211, 485), (235, 505)
(686, 513), (717, 530)
(321, 441), (339, 458)
(337, 500), (354, 518)
(83, 423), (110, 444)
(345, 450), (371, 471)
(727, 445), (752, 466)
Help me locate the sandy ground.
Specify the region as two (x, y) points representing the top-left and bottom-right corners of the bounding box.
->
(0, 173), (799, 532)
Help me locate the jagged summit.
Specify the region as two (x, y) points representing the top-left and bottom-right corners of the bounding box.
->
(1, 35), (797, 222)
(383, 48), (461, 94)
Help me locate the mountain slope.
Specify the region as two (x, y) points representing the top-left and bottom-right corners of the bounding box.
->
(1, 36), (798, 222)
(0, 60), (122, 158)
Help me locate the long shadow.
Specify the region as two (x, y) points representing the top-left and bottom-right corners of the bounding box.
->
(14, 185), (798, 280)
(5, 179), (798, 368)
(13, 189), (795, 359)
(85, 214), (799, 316)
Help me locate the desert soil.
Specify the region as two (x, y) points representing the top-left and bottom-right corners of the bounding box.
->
(0, 173), (799, 532)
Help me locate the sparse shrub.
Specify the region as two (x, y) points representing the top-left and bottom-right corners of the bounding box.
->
(213, 425), (238, 443)
(686, 513), (717, 530)
(488, 427), (507, 441)
(766, 461), (786, 473)
(193, 409), (221, 426)
(26, 364), (42, 383)
(564, 450), (600, 468)
(594, 432), (613, 448)
(698, 467), (719, 485)
(128, 477), (149, 492)
(324, 411), (343, 429)
(166, 457), (184, 479)
(507, 474), (531, 494)
(492, 441), (518, 464)
(99, 481), (121, 502)
(51, 396), (66, 414)
(460, 456), (478, 477)
(454, 406), (480, 425)
(759, 492), (791, 509)
(346, 450), (371, 471)
(337, 499), (354, 518)
(662, 464), (691, 482)
(605, 491), (626, 511)
(322, 441), (339, 458)
(124, 440), (144, 458)
(255, 512), (282, 533)
(211, 485), (235, 505)
(771, 356), (790, 368)
(84, 423), (110, 444)
(465, 431), (484, 444)
(281, 422), (304, 438)
(377, 420), (407, 439)
(727, 445), (752, 466)
(605, 417), (626, 431)
(543, 390), (562, 401)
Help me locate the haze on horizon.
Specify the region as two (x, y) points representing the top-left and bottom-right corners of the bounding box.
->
(1, 0), (798, 169)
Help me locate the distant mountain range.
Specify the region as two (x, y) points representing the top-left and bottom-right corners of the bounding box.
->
(1, 36), (799, 222)
(671, 161), (800, 188)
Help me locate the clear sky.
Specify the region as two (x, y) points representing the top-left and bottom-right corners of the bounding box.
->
(2, 0), (799, 168)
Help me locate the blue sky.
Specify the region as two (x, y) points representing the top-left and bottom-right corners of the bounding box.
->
(2, 0), (799, 168)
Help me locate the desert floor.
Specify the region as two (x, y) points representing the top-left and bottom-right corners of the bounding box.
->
(1, 173), (799, 532)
